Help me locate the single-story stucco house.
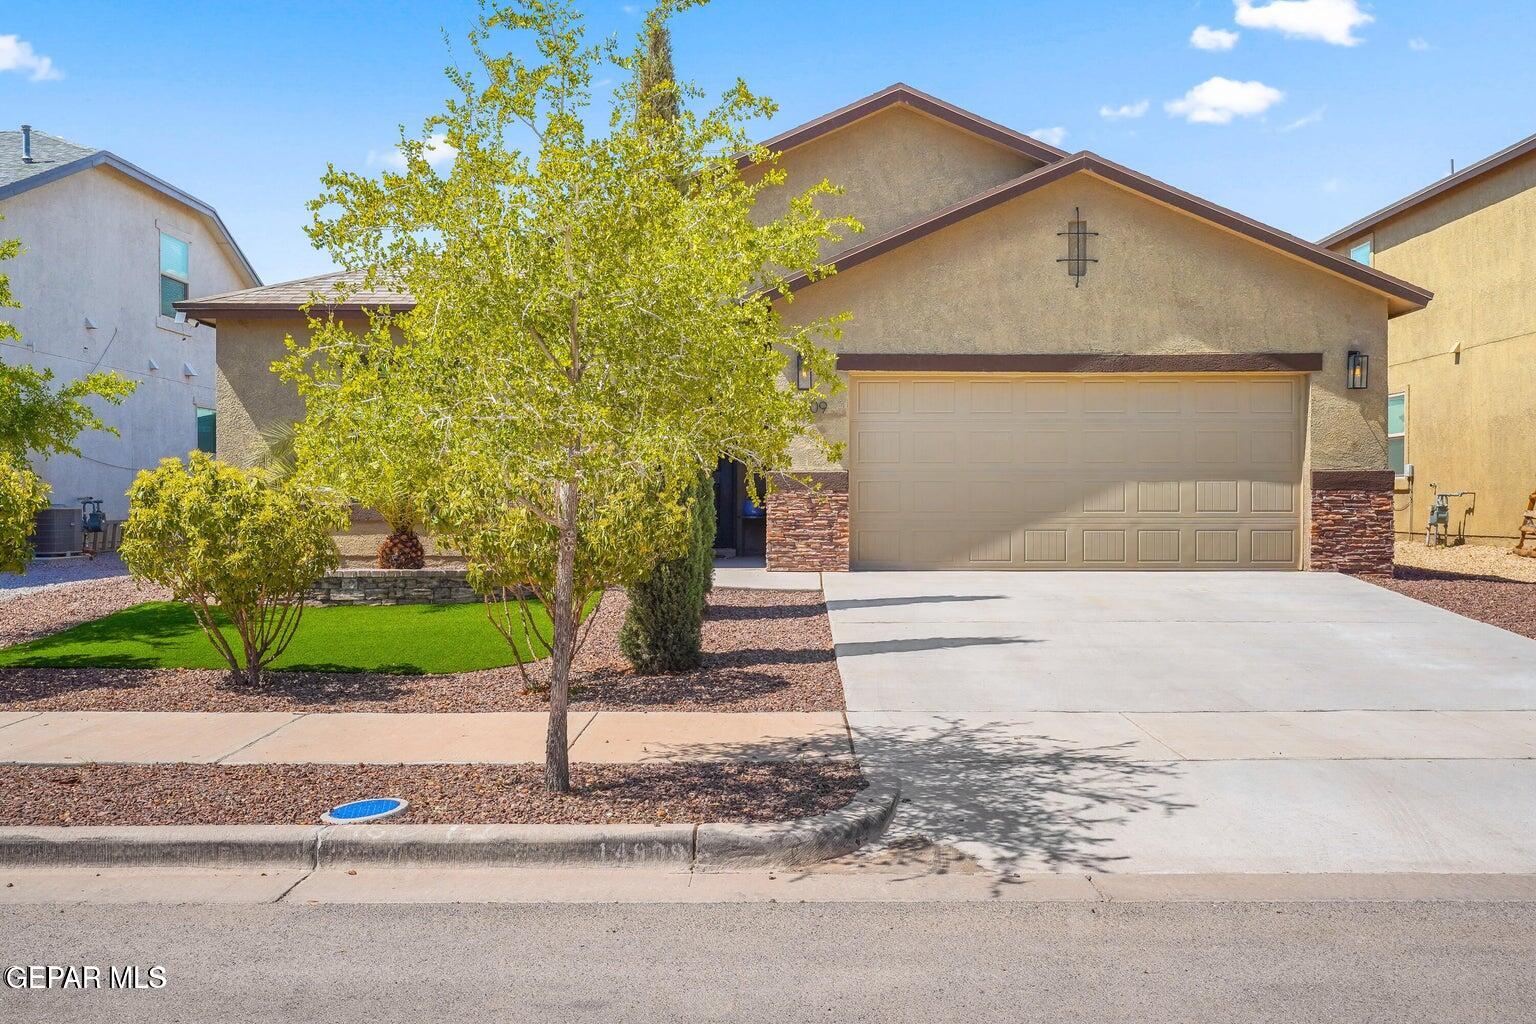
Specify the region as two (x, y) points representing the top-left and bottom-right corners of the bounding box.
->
(1321, 129), (1536, 548)
(181, 84), (1432, 575)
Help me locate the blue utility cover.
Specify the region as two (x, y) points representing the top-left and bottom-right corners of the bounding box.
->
(322, 797), (408, 825)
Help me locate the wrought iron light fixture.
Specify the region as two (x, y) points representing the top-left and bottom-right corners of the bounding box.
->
(794, 350), (814, 390)
(1057, 207), (1099, 285)
(1346, 351), (1369, 390)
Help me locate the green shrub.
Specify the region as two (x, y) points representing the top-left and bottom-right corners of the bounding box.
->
(0, 454), (49, 574)
(119, 452), (348, 684)
(619, 471), (716, 673)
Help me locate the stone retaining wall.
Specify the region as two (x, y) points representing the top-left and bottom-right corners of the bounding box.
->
(307, 568), (481, 606)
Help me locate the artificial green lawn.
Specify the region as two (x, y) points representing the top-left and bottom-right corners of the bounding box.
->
(0, 600), (558, 675)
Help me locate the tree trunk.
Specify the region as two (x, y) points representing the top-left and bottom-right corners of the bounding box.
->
(545, 479), (579, 794)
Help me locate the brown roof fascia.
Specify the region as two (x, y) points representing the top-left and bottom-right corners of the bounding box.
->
(837, 352), (1325, 373)
(1319, 130), (1536, 248)
(774, 152), (1433, 316)
(735, 83), (1070, 170)
(173, 302), (412, 325)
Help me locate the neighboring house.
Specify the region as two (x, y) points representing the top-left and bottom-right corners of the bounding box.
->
(0, 125), (260, 518)
(184, 84), (1430, 574)
(1322, 132), (1536, 546)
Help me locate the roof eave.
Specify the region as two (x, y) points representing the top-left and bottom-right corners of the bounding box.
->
(1319, 130), (1536, 248)
(734, 82), (1069, 171)
(774, 152), (1432, 315)
(0, 151), (261, 288)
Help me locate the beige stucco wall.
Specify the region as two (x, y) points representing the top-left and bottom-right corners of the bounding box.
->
(778, 172), (1391, 478)
(213, 316), (309, 471)
(0, 165), (254, 517)
(1332, 156), (1536, 543)
(744, 104), (1042, 258)
(215, 314), (461, 563)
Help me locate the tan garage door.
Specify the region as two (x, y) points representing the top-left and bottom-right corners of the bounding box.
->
(848, 374), (1304, 570)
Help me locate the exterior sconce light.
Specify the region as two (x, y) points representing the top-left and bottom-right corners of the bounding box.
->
(794, 350), (814, 391)
(1346, 351), (1368, 390)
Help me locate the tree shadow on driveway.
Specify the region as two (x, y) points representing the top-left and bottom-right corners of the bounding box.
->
(823, 594), (1009, 613)
(852, 716), (1192, 881)
(834, 637), (1040, 657)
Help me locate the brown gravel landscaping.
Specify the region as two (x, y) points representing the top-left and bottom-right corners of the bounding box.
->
(0, 761), (865, 826)
(0, 575), (170, 649)
(1375, 564), (1536, 641)
(0, 585), (844, 713)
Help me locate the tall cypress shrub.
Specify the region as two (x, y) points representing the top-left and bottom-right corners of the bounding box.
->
(619, 14), (716, 673)
(621, 471), (715, 672)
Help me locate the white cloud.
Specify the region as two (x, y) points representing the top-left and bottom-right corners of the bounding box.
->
(1321, 177), (1343, 193)
(1099, 100), (1150, 120)
(1408, 37), (1431, 52)
(1234, 0), (1373, 47)
(1190, 25), (1240, 51)
(1280, 107), (1325, 131)
(0, 34), (62, 82)
(1165, 76), (1285, 124)
(1027, 126), (1067, 147)
(368, 132), (458, 171)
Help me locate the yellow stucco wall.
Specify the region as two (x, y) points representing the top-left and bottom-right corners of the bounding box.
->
(1332, 156), (1536, 543)
(744, 104), (1042, 257)
(777, 172), (1391, 477)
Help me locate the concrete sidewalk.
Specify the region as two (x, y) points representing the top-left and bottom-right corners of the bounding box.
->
(0, 710), (851, 765)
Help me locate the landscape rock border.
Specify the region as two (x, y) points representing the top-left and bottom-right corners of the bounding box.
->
(0, 776), (899, 870)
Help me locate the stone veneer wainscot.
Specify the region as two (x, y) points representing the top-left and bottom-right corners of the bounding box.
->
(766, 474), (850, 572)
(1309, 471), (1395, 576)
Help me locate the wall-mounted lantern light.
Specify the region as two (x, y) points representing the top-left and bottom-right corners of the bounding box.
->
(794, 350), (814, 391)
(1346, 351), (1369, 390)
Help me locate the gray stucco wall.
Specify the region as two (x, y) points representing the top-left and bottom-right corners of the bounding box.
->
(0, 165), (254, 517)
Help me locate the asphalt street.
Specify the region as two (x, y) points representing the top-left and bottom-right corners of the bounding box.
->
(4, 900), (1533, 1023)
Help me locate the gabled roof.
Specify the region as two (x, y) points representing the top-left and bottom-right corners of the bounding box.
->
(776, 151), (1433, 317)
(177, 270), (412, 322)
(1319, 129), (1536, 248)
(0, 129), (261, 287)
(736, 82), (1070, 169)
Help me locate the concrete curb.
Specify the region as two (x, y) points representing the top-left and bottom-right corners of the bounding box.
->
(0, 776), (900, 870)
(695, 776), (902, 868)
(318, 823), (695, 868)
(0, 825), (322, 869)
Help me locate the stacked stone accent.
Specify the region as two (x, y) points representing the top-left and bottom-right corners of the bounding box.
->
(1309, 471), (1395, 576)
(307, 568), (481, 606)
(766, 473), (850, 572)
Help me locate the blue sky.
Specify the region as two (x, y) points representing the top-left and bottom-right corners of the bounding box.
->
(5, 1), (1533, 283)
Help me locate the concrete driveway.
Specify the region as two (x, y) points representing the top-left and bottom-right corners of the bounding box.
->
(824, 571), (1536, 875)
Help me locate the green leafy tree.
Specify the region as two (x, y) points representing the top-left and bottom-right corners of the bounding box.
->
(280, 312), (439, 568)
(120, 453), (347, 684)
(0, 218), (136, 572)
(0, 456), (49, 574)
(282, 0), (856, 792)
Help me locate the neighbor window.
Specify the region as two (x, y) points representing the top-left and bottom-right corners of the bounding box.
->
(1387, 392), (1406, 475)
(196, 407), (216, 455)
(159, 233), (190, 317)
(1349, 237), (1373, 266)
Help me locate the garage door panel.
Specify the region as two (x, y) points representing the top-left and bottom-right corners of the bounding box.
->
(848, 374), (1303, 570)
